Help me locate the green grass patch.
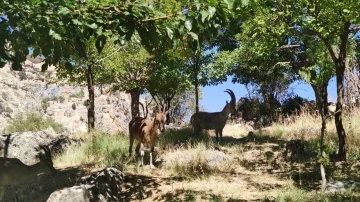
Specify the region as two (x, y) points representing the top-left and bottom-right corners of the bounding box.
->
(273, 182), (309, 202)
(158, 127), (213, 149)
(3, 111), (64, 134)
(55, 131), (130, 168)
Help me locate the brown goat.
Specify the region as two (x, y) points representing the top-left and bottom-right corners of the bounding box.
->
(190, 89), (237, 140)
(128, 110), (168, 169)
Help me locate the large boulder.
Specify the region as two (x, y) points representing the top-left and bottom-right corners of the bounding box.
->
(47, 167), (124, 202)
(0, 127), (60, 164)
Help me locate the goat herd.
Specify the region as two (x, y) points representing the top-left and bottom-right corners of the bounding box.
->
(128, 89), (237, 168)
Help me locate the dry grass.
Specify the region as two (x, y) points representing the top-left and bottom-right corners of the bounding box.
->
(261, 108), (360, 161)
(53, 111), (360, 201)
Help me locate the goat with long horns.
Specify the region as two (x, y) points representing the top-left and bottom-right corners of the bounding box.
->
(190, 89), (237, 140)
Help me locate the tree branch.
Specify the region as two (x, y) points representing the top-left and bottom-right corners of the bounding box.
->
(141, 14), (176, 22)
(349, 25), (360, 32)
(319, 35), (338, 62)
(95, 46), (123, 64)
(277, 44), (300, 50)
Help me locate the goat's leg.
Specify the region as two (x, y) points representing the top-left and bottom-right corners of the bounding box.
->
(149, 146), (156, 169)
(129, 134), (135, 157)
(135, 142), (143, 167)
(215, 130), (219, 141)
(136, 143), (145, 167)
(192, 122), (197, 136)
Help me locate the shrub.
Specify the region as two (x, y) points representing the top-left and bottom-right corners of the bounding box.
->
(70, 89), (85, 98)
(41, 97), (51, 113)
(3, 112), (65, 134)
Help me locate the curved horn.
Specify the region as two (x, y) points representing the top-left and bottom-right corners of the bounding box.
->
(224, 89), (236, 105)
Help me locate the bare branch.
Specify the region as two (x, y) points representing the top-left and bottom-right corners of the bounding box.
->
(319, 35), (338, 62)
(141, 14), (176, 22)
(349, 25), (360, 32)
(277, 44), (300, 50)
(95, 46), (122, 64)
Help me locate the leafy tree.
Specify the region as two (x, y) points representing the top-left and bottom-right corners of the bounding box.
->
(228, 0), (360, 161)
(146, 47), (192, 123)
(281, 0), (360, 161)
(1, 0), (243, 67)
(96, 38), (153, 119)
(213, 29), (295, 118)
(1, 0), (244, 132)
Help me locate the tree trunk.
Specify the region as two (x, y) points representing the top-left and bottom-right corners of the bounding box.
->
(320, 22), (349, 161)
(85, 64), (95, 132)
(129, 88), (141, 119)
(311, 82), (329, 116)
(335, 63), (346, 161)
(166, 97), (171, 125)
(318, 82), (328, 192)
(194, 64), (200, 135)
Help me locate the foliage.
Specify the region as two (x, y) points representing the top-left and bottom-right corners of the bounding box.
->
(0, 0), (245, 70)
(4, 111), (65, 134)
(146, 47), (191, 105)
(98, 38), (153, 93)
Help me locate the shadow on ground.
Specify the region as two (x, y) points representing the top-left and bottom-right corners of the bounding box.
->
(1, 163), (96, 202)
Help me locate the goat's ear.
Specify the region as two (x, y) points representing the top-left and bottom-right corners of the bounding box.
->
(164, 110), (169, 115)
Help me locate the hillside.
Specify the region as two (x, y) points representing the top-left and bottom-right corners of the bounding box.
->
(0, 57), (135, 134)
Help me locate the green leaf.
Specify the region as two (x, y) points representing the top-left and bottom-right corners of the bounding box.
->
(95, 35), (106, 54)
(11, 62), (22, 71)
(195, 2), (201, 10)
(208, 6), (216, 18)
(241, 0), (249, 6)
(49, 29), (62, 40)
(96, 27), (103, 36)
(87, 23), (98, 29)
(185, 20), (192, 31)
(49, 29), (55, 36)
(189, 32), (198, 40)
(343, 9), (350, 13)
(58, 6), (70, 15)
(178, 15), (186, 21)
(72, 19), (82, 25)
(52, 33), (62, 40)
(166, 27), (173, 39)
(200, 10), (209, 22)
(224, 0), (235, 9)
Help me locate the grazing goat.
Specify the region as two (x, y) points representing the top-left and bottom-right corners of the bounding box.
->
(0, 145), (57, 200)
(128, 110), (168, 169)
(190, 89), (237, 140)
